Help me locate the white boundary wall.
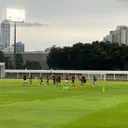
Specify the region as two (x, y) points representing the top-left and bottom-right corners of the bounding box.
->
(4, 69), (128, 81)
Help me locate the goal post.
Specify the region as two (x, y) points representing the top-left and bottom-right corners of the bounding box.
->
(0, 63), (5, 78)
(100, 73), (106, 81)
(103, 73), (106, 81)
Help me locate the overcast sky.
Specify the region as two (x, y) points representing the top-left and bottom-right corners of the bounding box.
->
(0, 0), (128, 51)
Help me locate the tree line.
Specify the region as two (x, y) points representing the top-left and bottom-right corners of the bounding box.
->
(1, 41), (128, 70)
(47, 41), (128, 70)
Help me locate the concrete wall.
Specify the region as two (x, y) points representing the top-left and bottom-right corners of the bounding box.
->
(0, 63), (5, 78)
(4, 51), (49, 69)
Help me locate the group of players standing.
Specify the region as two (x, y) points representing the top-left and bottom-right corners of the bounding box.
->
(23, 74), (97, 87)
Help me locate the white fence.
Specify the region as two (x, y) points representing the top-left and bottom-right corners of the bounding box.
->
(4, 70), (128, 81)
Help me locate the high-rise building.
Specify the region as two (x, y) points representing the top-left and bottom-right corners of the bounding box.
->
(103, 25), (128, 45)
(110, 31), (116, 43)
(103, 35), (112, 43)
(16, 42), (25, 52)
(1, 20), (10, 46)
(0, 37), (4, 46)
(1, 46), (14, 53)
(12, 42), (25, 52)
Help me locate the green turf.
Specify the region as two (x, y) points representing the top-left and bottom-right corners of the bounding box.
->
(0, 79), (128, 128)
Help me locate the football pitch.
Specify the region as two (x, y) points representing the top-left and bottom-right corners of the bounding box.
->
(0, 79), (128, 128)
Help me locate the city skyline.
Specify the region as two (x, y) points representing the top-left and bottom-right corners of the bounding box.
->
(104, 25), (128, 45)
(0, 0), (128, 51)
(1, 20), (10, 46)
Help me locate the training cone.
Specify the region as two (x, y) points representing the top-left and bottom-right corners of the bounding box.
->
(77, 85), (81, 90)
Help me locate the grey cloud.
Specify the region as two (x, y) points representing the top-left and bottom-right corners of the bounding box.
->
(117, 0), (128, 1)
(1, 0), (128, 51)
(0, 0), (126, 21)
(11, 22), (49, 27)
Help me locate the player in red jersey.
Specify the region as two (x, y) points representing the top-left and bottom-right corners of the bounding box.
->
(53, 76), (56, 85)
(71, 76), (75, 87)
(57, 76), (61, 87)
(56, 76), (58, 86)
(83, 76), (87, 86)
(46, 76), (49, 85)
(80, 76), (85, 86)
(40, 75), (43, 85)
(29, 74), (33, 85)
(80, 76), (83, 86)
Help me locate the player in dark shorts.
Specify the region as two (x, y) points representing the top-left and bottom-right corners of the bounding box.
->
(71, 76), (75, 86)
(53, 76), (56, 85)
(82, 76), (87, 86)
(23, 74), (27, 84)
(55, 76), (58, 87)
(80, 76), (85, 86)
(29, 75), (33, 85)
(40, 76), (43, 85)
(55, 76), (61, 87)
(65, 74), (69, 84)
(80, 76), (83, 86)
(57, 76), (61, 87)
(46, 76), (49, 85)
(93, 75), (97, 87)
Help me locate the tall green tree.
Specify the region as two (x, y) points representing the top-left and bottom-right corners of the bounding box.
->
(47, 41), (128, 70)
(0, 51), (5, 62)
(16, 53), (24, 69)
(47, 46), (62, 69)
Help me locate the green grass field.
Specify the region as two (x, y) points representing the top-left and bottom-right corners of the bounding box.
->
(0, 79), (128, 128)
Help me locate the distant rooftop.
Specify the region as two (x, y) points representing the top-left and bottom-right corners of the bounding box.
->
(4, 51), (49, 55)
(1, 20), (10, 24)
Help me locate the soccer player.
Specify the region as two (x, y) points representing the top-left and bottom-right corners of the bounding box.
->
(57, 76), (61, 87)
(80, 76), (84, 86)
(53, 76), (56, 85)
(65, 73), (69, 84)
(71, 75), (75, 87)
(55, 76), (58, 87)
(46, 76), (49, 85)
(23, 74), (27, 84)
(29, 75), (33, 85)
(40, 75), (43, 85)
(93, 75), (97, 87)
(83, 76), (87, 86)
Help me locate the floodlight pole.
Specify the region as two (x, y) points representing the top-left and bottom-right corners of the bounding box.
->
(14, 22), (17, 69)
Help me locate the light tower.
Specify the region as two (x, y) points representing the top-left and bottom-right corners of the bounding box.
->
(6, 8), (25, 69)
